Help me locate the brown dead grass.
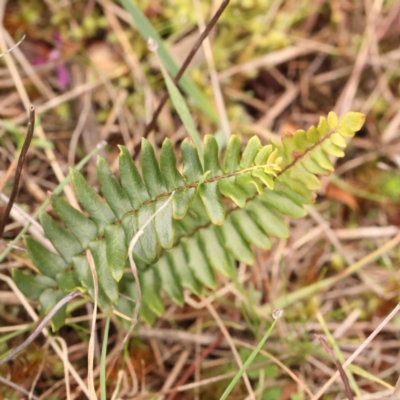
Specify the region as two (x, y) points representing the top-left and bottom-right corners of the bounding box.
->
(1, 1), (400, 399)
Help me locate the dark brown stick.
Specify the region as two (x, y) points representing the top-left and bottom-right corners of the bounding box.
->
(317, 335), (355, 400)
(0, 106), (35, 238)
(134, 0), (230, 159)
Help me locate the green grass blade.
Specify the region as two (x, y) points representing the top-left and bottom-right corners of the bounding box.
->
(219, 316), (280, 400)
(100, 316), (111, 400)
(158, 58), (204, 159)
(119, 0), (217, 122)
(0, 324), (33, 346)
(348, 365), (394, 390)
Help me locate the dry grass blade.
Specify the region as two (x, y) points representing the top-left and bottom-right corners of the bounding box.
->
(206, 302), (256, 400)
(106, 192), (176, 381)
(0, 33), (25, 57)
(0, 290), (81, 366)
(258, 231), (400, 315)
(334, 0), (383, 116)
(52, 337), (72, 400)
(218, 46), (313, 80)
(0, 376), (40, 400)
(2, 30), (54, 99)
(158, 349), (190, 400)
(192, 0), (231, 141)
(0, 151), (19, 194)
(0, 274), (90, 397)
(166, 333), (224, 400)
(123, 192), (175, 346)
(29, 341), (49, 399)
(393, 375), (400, 399)
(0, 192), (54, 252)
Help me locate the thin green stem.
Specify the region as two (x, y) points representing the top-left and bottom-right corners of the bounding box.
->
(100, 316), (111, 400)
(219, 318), (279, 400)
(0, 324), (33, 345)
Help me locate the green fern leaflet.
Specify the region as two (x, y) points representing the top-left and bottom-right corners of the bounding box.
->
(13, 111), (365, 329)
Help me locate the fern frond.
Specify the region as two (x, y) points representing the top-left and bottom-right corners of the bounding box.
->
(15, 112), (365, 328)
